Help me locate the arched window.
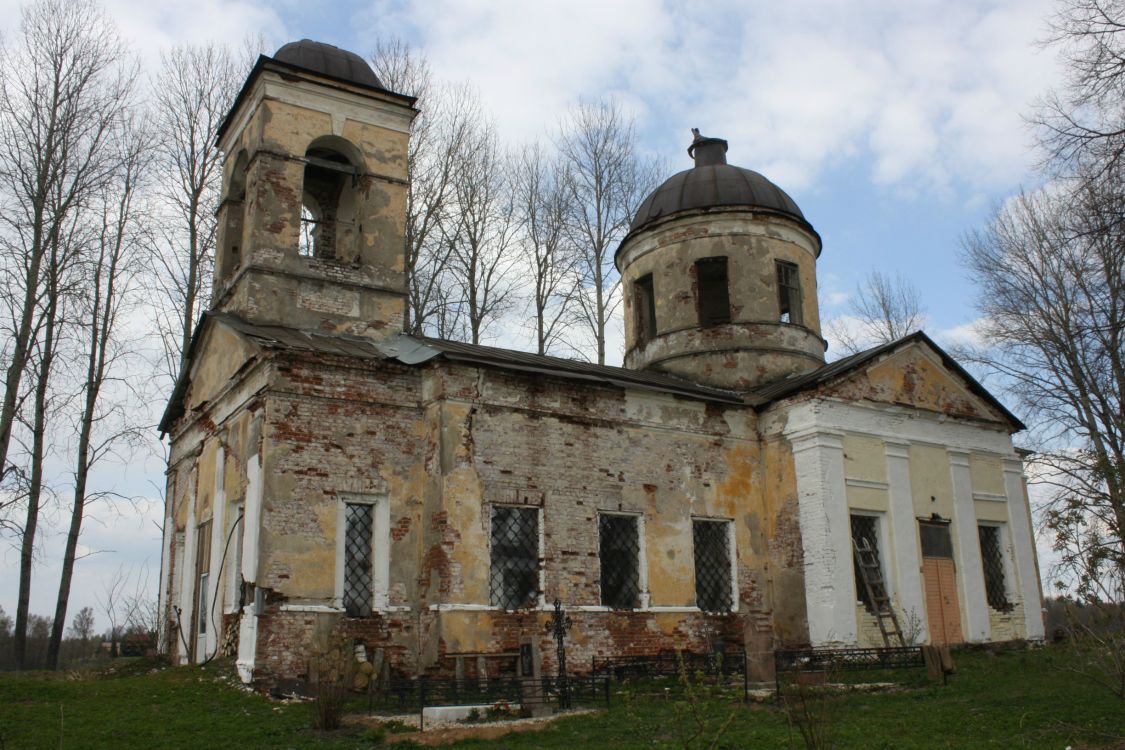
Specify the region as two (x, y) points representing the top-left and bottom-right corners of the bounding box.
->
(299, 137), (362, 261)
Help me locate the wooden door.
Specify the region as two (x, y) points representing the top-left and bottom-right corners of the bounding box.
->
(920, 522), (963, 645)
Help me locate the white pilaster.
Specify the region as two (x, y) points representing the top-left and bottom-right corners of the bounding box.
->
(177, 481), (197, 666)
(156, 472), (176, 654)
(948, 450), (990, 642)
(791, 431), (855, 646)
(885, 441), (927, 643)
(236, 447), (263, 683)
(203, 446), (226, 660)
(1004, 458), (1045, 640)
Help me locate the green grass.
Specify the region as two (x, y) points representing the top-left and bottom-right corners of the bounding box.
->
(1, 646), (1122, 749)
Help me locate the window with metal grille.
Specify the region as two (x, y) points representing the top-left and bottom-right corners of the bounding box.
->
(776, 260), (803, 325)
(634, 274), (657, 343)
(978, 525), (1012, 611)
(343, 503), (375, 617)
(693, 519), (732, 612)
(850, 514), (880, 610)
(599, 514), (641, 609)
(696, 257), (731, 327)
(490, 506), (539, 610)
(195, 520), (212, 635)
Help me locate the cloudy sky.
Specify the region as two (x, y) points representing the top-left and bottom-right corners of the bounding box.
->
(0, 0), (1065, 629)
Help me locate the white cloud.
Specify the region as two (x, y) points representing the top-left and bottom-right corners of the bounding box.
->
(364, 0), (1060, 194)
(935, 317), (990, 349)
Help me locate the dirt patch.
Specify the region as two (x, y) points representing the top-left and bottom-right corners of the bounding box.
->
(345, 709), (600, 746)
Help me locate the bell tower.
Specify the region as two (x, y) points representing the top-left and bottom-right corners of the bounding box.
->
(616, 131), (826, 390)
(211, 40), (417, 339)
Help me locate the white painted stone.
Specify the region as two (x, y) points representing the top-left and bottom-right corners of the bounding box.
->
(790, 430), (855, 646)
(949, 450), (990, 642)
(885, 441), (927, 643)
(1004, 459), (1045, 640)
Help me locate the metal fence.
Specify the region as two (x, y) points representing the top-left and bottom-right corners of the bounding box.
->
(773, 646), (926, 695)
(592, 649), (747, 681)
(365, 673), (611, 715)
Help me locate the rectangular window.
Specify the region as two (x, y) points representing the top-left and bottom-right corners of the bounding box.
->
(634, 274), (657, 343)
(850, 514), (881, 610)
(696, 257), (731, 327)
(195, 520), (212, 635)
(343, 503), (375, 617)
(978, 525), (1012, 611)
(920, 522), (954, 559)
(490, 506), (539, 610)
(776, 260), (803, 325)
(693, 519), (733, 612)
(599, 514), (641, 609)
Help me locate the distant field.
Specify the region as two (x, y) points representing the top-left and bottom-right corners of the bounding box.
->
(1, 645), (1122, 749)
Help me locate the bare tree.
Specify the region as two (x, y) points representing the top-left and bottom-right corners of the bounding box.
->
(961, 182), (1123, 610)
(1037, 0), (1125, 183)
(98, 565), (130, 657)
(513, 142), (579, 355)
(371, 40), (482, 336)
(825, 270), (926, 356)
(146, 43), (241, 384)
(557, 100), (659, 364)
(445, 121), (520, 344)
(0, 0), (132, 669)
(0, 0), (129, 488)
(47, 117), (150, 669)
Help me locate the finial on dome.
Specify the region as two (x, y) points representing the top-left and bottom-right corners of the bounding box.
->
(687, 129), (728, 167)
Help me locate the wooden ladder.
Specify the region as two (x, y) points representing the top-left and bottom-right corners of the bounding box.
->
(853, 538), (906, 648)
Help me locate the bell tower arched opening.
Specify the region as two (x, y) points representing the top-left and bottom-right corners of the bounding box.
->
(299, 137), (362, 262)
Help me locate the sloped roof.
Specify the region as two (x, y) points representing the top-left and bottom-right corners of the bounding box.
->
(162, 316), (1022, 435)
(159, 312), (747, 434)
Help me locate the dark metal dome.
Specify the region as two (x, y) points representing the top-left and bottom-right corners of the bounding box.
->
(273, 40), (382, 89)
(629, 130), (815, 242)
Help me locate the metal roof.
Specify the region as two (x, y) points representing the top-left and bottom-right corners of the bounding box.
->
(273, 40), (382, 89)
(622, 131), (821, 253)
(161, 317), (1022, 434)
(158, 313), (747, 434)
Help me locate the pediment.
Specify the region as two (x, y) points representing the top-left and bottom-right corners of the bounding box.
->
(820, 340), (1013, 426)
(160, 314), (262, 433)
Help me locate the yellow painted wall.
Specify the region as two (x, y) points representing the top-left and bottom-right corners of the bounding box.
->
(843, 435), (887, 484)
(846, 484), (889, 513)
(910, 444), (954, 520)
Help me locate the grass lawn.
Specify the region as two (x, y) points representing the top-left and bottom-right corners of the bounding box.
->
(0, 645), (1122, 749)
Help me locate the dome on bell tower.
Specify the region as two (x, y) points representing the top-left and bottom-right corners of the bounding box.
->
(273, 39), (383, 89)
(616, 130), (826, 391)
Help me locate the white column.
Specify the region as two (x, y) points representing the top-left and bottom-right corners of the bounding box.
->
(156, 472), (176, 654)
(177, 489), (197, 666)
(1004, 458), (1045, 640)
(237, 447), (263, 684)
(203, 446), (226, 660)
(948, 450), (990, 642)
(885, 441), (927, 643)
(792, 431), (855, 646)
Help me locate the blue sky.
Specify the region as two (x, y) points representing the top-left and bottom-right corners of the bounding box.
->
(0, 0), (1064, 625)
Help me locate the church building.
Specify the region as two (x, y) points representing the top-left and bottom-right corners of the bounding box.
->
(158, 40), (1045, 687)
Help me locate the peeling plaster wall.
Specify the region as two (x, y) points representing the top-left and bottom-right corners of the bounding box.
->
(225, 349), (810, 684)
(618, 212), (825, 390)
